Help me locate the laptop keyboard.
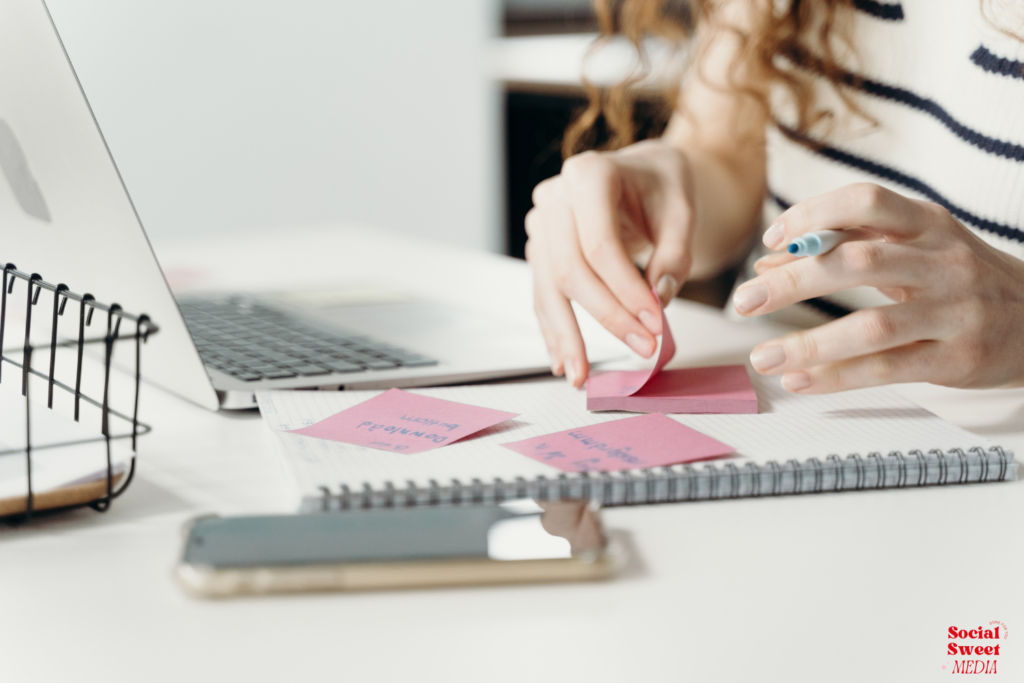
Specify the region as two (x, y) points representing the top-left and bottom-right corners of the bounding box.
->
(179, 298), (438, 382)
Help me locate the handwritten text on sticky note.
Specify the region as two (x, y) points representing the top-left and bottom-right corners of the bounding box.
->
(288, 388), (519, 454)
(501, 413), (734, 473)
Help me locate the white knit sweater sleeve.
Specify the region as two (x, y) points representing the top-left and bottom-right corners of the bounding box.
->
(755, 0), (1024, 319)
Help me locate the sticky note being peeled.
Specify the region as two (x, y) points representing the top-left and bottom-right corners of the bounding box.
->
(288, 388), (518, 454)
(585, 289), (759, 414)
(501, 413), (734, 473)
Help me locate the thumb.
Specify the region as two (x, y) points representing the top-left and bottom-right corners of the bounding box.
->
(646, 239), (691, 308)
(644, 172), (694, 308)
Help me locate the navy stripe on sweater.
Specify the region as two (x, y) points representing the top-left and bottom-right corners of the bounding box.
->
(971, 46), (1024, 81)
(771, 192), (791, 212)
(788, 48), (1024, 163)
(777, 126), (1024, 243)
(853, 0), (904, 21)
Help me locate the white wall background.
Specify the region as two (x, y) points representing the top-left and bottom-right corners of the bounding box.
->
(45, 0), (502, 252)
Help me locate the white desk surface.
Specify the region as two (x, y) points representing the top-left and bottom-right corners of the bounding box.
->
(2, 225), (1022, 682)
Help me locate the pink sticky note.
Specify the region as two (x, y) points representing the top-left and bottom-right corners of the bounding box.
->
(289, 388), (519, 454)
(501, 413), (734, 473)
(586, 289), (758, 414)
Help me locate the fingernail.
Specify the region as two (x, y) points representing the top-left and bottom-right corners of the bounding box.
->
(565, 363), (577, 387)
(733, 284), (768, 314)
(625, 332), (655, 357)
(550, 362), (563, 378)
(753, 256), (772, 273)
(781, 371), (811, 392)
(750, 345), (786, 372)
(763, 221), (785, 248)
(638, 310), (659, 334)
(655, 274), (679, 306)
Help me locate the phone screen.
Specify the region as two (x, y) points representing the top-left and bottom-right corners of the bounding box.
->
(183, 501), (598, 568)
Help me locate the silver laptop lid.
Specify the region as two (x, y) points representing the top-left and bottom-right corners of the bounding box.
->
(0, 0), (219, 409)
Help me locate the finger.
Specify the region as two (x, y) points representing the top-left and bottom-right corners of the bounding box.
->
(531, 281), (569, 376)
(749, 302), (950, 375)
(733, 240), (927, 316)
(528, 249), (591, 386)
(533, 283), (590, 388)
(540, 189), (658, 358)
(757, 227), (872, 269)
(563, 263), (658, 359)
(647, 245), (690, 311)
(561, 153), (663, 333)
(753, 252), (800, 274)
(645, 184), (694, 309)
(538, 501), (605, 553)
(763, 184), (933, 251)
(778, 340), (952, 393)
(525, 211), (590, 385)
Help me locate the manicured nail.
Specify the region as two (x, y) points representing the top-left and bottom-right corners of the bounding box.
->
(565, 362), (577, 387)
(625, 332), (655, 357)
(781, 371), (812, 392)
(655, 274), (679, 306)
(733, 284), (768, 314)
(750, 345), (786, 372)
(753, 256), (773, 274)
(638, 310), (659, 334)
(763, 221), (785, 249)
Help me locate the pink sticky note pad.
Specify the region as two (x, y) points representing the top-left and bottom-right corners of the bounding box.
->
(586, 289), (758, 414)
(587, 365), (757, 413)
(288, 388), (519, 454)
(501, 413), (734, 473)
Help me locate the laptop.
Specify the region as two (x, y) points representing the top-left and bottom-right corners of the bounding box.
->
(0, 0), (570, 410)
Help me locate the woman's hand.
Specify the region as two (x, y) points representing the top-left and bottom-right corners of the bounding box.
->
(734, 183), (1024, 392)
(525, 140), (696, 387)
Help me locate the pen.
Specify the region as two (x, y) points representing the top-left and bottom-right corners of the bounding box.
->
(786, 229), (848, 257)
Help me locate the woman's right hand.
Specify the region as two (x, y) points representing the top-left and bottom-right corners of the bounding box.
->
(525, 139), (697, 387)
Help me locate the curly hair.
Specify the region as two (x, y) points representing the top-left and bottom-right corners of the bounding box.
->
(561, 0), (868, 159)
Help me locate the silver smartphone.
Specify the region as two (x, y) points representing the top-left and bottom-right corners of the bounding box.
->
(176, 500), (623, 598)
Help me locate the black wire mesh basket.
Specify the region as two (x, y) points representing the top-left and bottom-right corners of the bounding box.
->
(0, 262), (157, 522)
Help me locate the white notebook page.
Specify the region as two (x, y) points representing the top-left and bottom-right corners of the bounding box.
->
(256, 373), (995, 503)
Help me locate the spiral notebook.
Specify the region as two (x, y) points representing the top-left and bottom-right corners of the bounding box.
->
(256, 374), (1018, 512)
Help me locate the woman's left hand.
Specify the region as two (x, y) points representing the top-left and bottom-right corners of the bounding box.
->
(732, 183), (1024, 393)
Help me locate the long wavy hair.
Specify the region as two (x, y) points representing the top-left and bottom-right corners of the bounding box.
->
(562, 0), (869, 158)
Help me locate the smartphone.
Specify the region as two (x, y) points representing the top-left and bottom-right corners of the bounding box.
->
(176, 500), (622, 598)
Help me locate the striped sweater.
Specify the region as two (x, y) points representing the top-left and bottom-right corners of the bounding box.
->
(756, 0), (1024, 321)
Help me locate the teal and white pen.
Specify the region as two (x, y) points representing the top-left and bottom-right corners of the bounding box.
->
(787, 229), (847, 257)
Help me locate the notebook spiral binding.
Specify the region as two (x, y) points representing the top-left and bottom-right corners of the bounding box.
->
(0, 262), (158, 522)
(302, 446), (1016, 512)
